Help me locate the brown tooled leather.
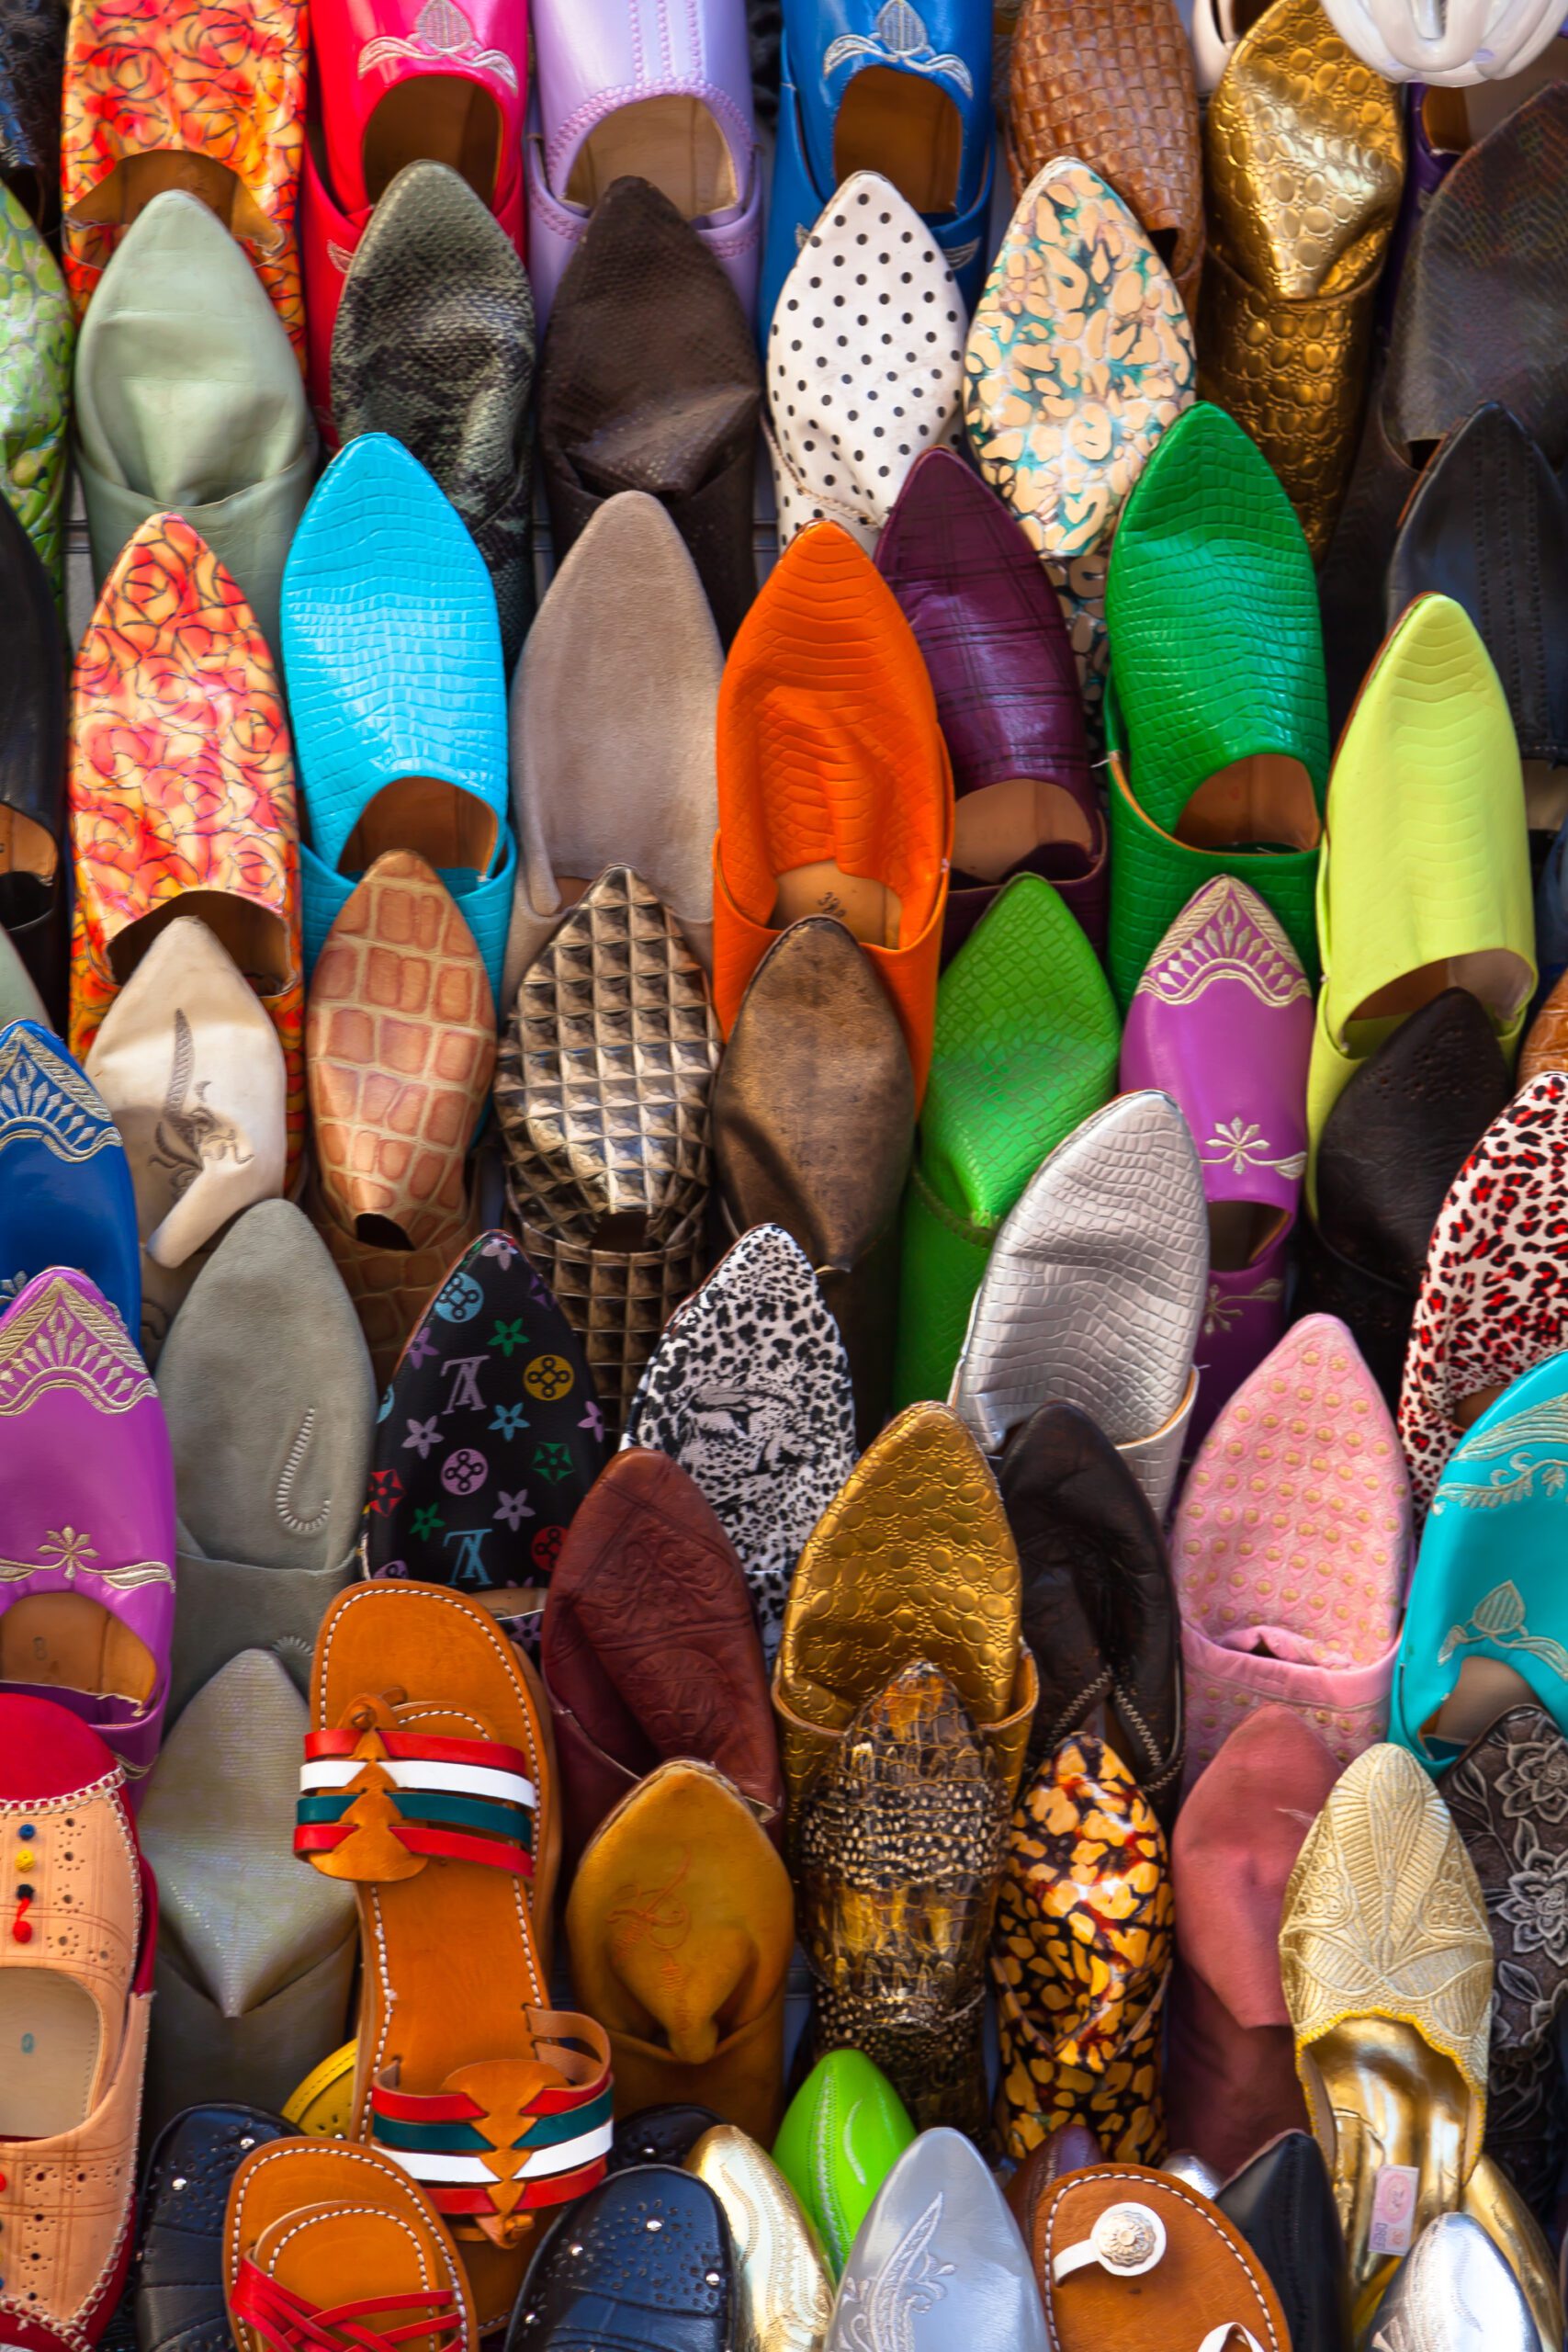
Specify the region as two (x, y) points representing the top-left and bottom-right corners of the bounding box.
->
(1033, 2165), (1292, 2352)
(307, 849), (495, 1251)
(1319, 81), (1568, 725)
(1007, 0), (1203, 319)
(537, 174), (761, 647)
(712, 916), (914, 1445)
(541, 1448), (784, 1867)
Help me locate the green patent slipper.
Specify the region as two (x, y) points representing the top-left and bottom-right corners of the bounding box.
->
(0, 181), (73, 599)
(773, 2048), (916, 2278)
(1104, 401), (1329, 1005)
(892, 875), (1120, 1409)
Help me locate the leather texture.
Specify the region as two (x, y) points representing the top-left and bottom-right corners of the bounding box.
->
(496, 865), (721, 1439)
(567, 1760), (794, 2139)
(685, 2125), (834, 2352)
(502, 491), (721, 1012)
(874, 447), (1104, 957)
(1103, 401), (1327, 1008)
(1121, 876), (1313, 1432)
(0, 483), (65, 1020)
(541, 1446), (783, 1864)
(1388, 401), (1568, 768)
(85, 917), (288, 1271)
(1199, 0), (1404, 558)
(895, 874), (1119, 1412)
(828, 2129), (1046, 2352)
(1032, 2165), (1289, 2352)
(362, 1229), (605, 1597)
(712, 917), (914, 1444)
(714, 520), (953, 1103)
(998, 1401), (1182, 1824)
(764, 171), (964, 550)
(1318, 85), (1568, 726)
(622, 1224), (858, 1660)
(796, 1660), (1009, 2139)
(1004, 2123), (1103, 2241)
(949, 1091), (1208, 1519)
(525, 0), (761, 329)
(138, 1650), (356, 2135)
(1301, 988), (1513, 1410)
(1217, 2133), (1352, 2352)
(1521, 966), (1568, 1083)
(1174, 1316), (1409, 1780)
(0, 0), (65, 229)
(771, 2049), (914, 2280)
(332, 159), (536, 673)
(61, 0), (306, 354)
(0, 1017), (140, 1340)
(0, 181), (73, 603)
(1366, 2214), (1544, 2352)
(74, 190), (316, 657)
(0, 1699), (153, 2352)
(611, 2106), (722, 2172)
(69, 513), (305, 1175)
(1308, 594), (1534, 1178)
(1007, 0), (1202, 316)
(506, 2167), (736, 2352)
(1166, 1711), (1341, 2183)
(773, 1400), (1034, 1812)
(993, 1736), (1174, 2165)
(539, 174), (761, 648)
(136, 2103), (290, 2352)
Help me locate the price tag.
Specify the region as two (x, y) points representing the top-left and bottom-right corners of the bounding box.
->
(1368, 2165), (1419, 2257)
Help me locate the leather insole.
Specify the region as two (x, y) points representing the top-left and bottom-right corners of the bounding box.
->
(340, 777), (498, 877)
(67, 152), (279, 249)
(1424, 48), (1568, 153)
(1425, 1656), (1535, 1747)
(1345, 956), (1533, 1057)
(0, 1594), (159, 1704)
(1208, 1200), (1290, 1273)
(363, 76), (502, 207)
(0, 1972), (102, 2136)
(773, 862), (900, 947)
(1176, 754), (1321, 853)
(833, 69), (962, 214)
(0, 807), (58, 929)
(107, 891), (291, 991)
(953, 775), (1096, 884)
(566, 96), (739, 219)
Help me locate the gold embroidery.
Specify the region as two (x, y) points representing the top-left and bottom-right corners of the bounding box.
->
(0, 1026), (119, 1164)
(0, 1274), (153, 1416)
(1134, 876), (1310, 1009)
(1436, 1580), (1568, 1679)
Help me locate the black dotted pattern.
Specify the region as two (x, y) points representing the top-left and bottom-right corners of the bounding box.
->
(505, 2168), (735, 2348)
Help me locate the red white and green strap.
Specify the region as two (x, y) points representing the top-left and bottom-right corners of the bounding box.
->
(295, 1730), (536, 1876)
(367, 2019), (613, 2221)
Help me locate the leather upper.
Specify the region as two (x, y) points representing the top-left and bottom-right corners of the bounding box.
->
(829, 2129), (1045, 2352)
(1217, 2132), (1352, 2352)
(0, 474), (63, 838)
(507, 2167), (737, 2351)
(1033, 2165), (1289, 2352)
(0, 186), (72, 611)
(0, 1019), (139, 1339)
(137, 2103), (290, 2352)
(684, 2126), (834, 2351)
(307, 0), (526, 227)
(1366, 2215), (1544, 2352)
(772, 2048), (915, 2277)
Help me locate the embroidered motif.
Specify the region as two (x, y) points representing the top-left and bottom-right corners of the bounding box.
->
(824, 3), (975, 98)
(0, 1527), (171, 1589)
(276, 1408), (331, 1538)
(1437, 1581), (1568, 1679)
(1201, 1275), (1284, 1336)
(1441, 1395), (1568, 1464)
(358, 0), (519, 91)
(1134, 878), (1310, 1009)
(834, 2192), (954, 2352)
(1431, 1452), (1568, 1513)
(148, 1009), (253, 1200)
(0, 1275), (154, 1416)
(1202, 1117), (1306, 1179)
(0, 1027), (120, 1163)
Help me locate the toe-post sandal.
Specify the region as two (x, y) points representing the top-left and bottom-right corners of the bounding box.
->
(294, 1584), (612, 2328)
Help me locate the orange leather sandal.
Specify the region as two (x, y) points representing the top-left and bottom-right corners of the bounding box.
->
(226, 2139), (477, 2352)
(295, 1585), (611, 2328)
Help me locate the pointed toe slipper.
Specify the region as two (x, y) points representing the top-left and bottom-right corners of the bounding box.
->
(830, 2132), (1045, 2352)
(0, 1017), (139, 1336)
(0, 181), (73, 601)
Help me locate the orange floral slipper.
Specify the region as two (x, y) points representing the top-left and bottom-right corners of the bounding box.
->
(61, 0), (306, 356)
(68, 513), (304, 1181)
(296, 1584), (611, 2329)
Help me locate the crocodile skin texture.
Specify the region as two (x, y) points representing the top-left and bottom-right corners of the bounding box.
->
(1199, 0), (1404, 557)
(505, 2168), (735, 2351)
(965, 159), (1195, 566)
(1307, 594), (1534, 1170)
(714, 520), (952, 1102)
(137, 2106), (289, 2352)
(539, 174), (761, 649)
(307, 850), (495, 1251)
(1388, 402), (1568, 768)
(773, 1400), (1034, 1815)
(281, 428), (508, 878)
(950, 1091), (1208, 1519)
(796, 1661), (1009, 2140)
(622, 1223), (858, 1661)
(1318, 83), (1568, 728)
(894, 874), (1120, 1413)
(496, 865), (720, 1438)
(1007, 0), (1203, 319)
(316, 1185), (480, 1390)
(0, 0), (64, 229)
(765, 173), (965, 552)
(332, 161), (536, 674)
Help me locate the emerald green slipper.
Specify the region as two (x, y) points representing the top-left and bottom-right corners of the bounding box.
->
(1104, 401), (1329, 1006)
(893, 875), (1120, 1409)
(0, 182), (73, 599)
(773, 2048), (916, 2278)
